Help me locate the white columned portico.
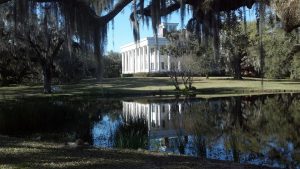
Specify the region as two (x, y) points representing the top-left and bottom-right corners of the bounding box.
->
(120, 32), (179, 75)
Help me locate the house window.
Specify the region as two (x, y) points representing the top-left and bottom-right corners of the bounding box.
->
(161, 62), (165, 70)
(171, 62), (175, 70)
(162, 105), (165, 113)
(151, 63), (154, 70)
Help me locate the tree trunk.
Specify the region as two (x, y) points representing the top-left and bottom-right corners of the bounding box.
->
(94, 28), (103, 81)
(233, 57), (243, 80)
(196, 136), (206, 158)
(42, 63), (52, 94)
(231, 134), (240, 163)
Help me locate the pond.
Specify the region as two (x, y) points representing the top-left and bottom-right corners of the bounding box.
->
(0, 94), (300, 168)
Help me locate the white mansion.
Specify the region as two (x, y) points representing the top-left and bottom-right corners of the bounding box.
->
(122, 101), (186, 139)
(120, 23), (179, 75)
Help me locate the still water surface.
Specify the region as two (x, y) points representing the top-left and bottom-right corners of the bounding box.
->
(1, 94), (300, 168)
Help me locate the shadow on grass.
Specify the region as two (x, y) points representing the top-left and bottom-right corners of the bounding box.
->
(195, 87), (250, 94)
(0, 136), (272, 169)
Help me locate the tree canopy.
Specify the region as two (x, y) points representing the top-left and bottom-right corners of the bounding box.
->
(0, 0), (299, 82)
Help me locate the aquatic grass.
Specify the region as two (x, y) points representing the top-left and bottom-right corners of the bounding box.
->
(114, 115), (148, 149)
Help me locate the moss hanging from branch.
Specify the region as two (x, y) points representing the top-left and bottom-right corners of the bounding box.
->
(243, 6), (247, 33)
(258, 0), (266, 87)
(9, 0), (123, 80)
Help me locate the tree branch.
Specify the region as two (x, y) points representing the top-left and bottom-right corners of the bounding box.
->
(99, 0), (132, 24)
(51, 38), (64, 59)
(0, 0), (133, 26)
(130, 1), (181, 19)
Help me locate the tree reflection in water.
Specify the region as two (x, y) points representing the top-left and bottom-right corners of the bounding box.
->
(97, 94), (300, 168)
(180, 94), (300, 168)
(1, 94), (299, 168)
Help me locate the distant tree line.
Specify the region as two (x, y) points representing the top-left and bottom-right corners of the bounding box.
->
(162, 10), (300, 90)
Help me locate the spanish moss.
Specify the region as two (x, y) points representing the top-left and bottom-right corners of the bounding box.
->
(258, 1), (266, 88)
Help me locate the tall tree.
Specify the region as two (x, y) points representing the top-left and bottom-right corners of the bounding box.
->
(0, 0), (300, 84)
(23, 5), (65, 93)
(221, 11), (249, 80)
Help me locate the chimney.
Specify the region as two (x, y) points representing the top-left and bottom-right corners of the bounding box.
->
(157, 23), (178, 37)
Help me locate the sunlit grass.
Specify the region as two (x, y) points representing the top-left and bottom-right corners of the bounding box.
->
(1, 77), (300, 101)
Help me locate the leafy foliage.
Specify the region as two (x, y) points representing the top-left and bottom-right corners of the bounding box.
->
(221, 11), (249, 79)
(103, 51), (122, 78)
(247, 20), (298, 79)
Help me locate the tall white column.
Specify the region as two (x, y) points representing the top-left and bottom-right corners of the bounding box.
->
(131, 50), (133, 73)
(147, 46), (151, 73)
(141, 47), (144, 72)
(152, 48), (156, 72)
(127, 52), (130, 73)
(145, 46), (148, 71)
(129, 51), (132, 73)
(140, 48), (142, 72)
(122, 53), (124, 74)
(125, 52), (127, 73)
(138, 48), (141, 72)
(134, 49), (137, 73)
(144, 47), (147, 72)
(142, 47), (145, 72)
(136, 48), (139, 73)
(127, 51), (129, 73)
(130, 51), (132, 73)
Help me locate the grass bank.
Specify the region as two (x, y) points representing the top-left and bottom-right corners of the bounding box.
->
(1, 77), (300, 101)
(0, 135), (272, 169)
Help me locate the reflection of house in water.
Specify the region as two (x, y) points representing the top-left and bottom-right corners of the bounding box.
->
(122, 101), (186, 139)
(122, 100), (226, 154)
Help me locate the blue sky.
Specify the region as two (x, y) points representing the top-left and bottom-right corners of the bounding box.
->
(106, 5), (256, 53)
(106, 5), (191, 53)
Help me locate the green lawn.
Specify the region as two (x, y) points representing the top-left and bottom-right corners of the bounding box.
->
(1, 77), (300, 101)
(0, 135), (271, 169)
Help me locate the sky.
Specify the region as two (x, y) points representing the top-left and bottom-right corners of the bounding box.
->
(105, 5), (256, 53)
(106, 5), (191, 53)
